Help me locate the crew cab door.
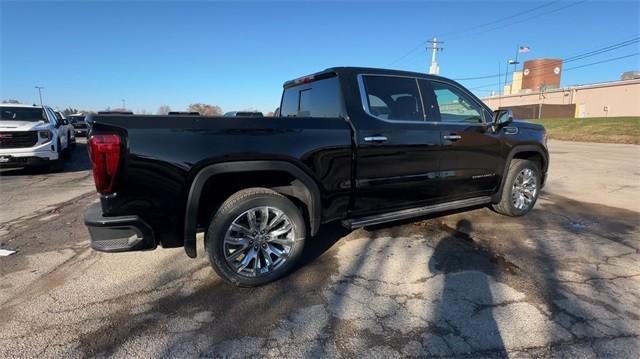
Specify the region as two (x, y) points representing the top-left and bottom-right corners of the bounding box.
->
(351, 74), (442, 216)
(422, 79), (502, 199)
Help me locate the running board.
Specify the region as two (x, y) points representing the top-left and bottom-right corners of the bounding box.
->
(342, 196), (492, 229)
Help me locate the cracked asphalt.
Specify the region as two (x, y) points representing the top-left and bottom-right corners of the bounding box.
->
(0, 140), (638, 358)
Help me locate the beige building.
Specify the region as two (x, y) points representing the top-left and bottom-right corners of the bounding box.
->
(483, 78), (640, 118)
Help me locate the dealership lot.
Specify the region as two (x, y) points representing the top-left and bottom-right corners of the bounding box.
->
(0, 141), (638, 357)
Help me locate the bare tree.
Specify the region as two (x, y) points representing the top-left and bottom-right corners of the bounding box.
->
(2, 99), (21, 104)
(187, 103), (223, 116)
(157, 105), (172, 115)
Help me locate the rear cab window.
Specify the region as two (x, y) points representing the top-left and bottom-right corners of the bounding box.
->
(280, 75), (344, 118)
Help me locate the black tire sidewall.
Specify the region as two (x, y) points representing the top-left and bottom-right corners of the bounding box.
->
(504, 160), (541, 216)
(206, 193), (306, 287)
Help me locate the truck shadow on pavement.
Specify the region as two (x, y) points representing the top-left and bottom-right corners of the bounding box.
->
(50, 194), (639, 357)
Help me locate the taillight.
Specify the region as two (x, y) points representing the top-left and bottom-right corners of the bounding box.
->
(88, 134), (122, 194)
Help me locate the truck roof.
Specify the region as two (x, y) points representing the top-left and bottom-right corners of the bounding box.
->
(283, 66), (447, 88)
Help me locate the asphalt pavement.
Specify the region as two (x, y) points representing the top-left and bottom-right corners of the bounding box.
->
(0, 140), (638, 358)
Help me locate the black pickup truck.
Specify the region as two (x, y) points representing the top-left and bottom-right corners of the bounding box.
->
(84, 67), (548, 286)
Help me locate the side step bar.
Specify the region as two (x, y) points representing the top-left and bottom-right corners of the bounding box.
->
(342, 196), (492, 229)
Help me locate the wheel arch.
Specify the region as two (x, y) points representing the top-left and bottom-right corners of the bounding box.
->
(492, 145), (549, 203)
(183, 161), (322, 258)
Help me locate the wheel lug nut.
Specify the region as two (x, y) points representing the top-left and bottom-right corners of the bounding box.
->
(254, 245), (258, 250)
(249, 240), (253, 245)
(262, 243), (267, 248)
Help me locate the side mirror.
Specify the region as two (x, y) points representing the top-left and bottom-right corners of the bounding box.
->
(492, 109), (513, 128)
(62, 120), (69, 125)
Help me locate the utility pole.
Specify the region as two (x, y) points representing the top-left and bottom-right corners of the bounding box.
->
(35, 86), (44, 106)
(427, 37), (444, 75)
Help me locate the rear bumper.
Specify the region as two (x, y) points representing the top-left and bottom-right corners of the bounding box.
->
(84, 202), (157, 252)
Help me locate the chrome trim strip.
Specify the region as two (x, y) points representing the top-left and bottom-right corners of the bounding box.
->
(343, 196), (492, 228)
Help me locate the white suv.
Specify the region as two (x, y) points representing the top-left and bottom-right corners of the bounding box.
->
(0, 104), (73, 171)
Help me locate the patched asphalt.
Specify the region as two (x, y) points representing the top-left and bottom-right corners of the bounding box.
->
(0, 140), (638, 357)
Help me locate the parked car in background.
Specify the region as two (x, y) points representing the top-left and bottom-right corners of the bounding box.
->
(55, 110), (76, 149)
(68, 114), (88, 137)
(0, 104), (72, 171)
(84, 67), (548, 287)
(224, 111), (264, 117)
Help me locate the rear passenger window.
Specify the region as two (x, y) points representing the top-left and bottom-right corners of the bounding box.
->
(430, 82), (484, 124)
(280, 76), (343, 118)
(361, 75), (424, 122)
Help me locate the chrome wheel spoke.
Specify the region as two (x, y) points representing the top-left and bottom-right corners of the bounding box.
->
(269, 223), (293, 237)
(261, 248), (273, 271)
(268, 236), (294, 246)
(265, 211), (285, 231)
(259, 207), (270, 231)
(235, 247), (257, 273)
(253, 250), (262, 274)
(226, 243), (250, 261)
(267, 243), (286, 258)
(247, 210), (258, 231)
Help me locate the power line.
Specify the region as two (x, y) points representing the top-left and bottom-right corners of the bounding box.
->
(468, 52), (640, 91)
(439, 1), (561, 39)
(454, 37), (640, 81)
(456, 0), (587, 40)
(564, 52), (639, 71)
(389, 0), (583, 66)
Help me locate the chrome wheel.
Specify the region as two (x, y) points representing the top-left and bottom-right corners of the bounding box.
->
(223, 206), (296, 277)
(512, 168), (538, 210)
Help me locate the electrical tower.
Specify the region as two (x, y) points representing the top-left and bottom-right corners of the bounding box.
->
(427, 37), (444, 75)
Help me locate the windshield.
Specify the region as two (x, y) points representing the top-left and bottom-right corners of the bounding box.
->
(0, 107), (47, 122)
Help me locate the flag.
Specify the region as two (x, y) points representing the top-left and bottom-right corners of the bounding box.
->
(519, 46), (531, 53)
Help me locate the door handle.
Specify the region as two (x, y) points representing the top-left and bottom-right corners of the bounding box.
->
(364, 136), (388, 143)
(443, 134), (462, 141)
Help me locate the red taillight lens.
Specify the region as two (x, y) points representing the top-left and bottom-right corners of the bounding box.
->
(88, 134), (121, 194)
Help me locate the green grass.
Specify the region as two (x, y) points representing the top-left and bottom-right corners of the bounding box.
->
(530, 117), (640, 144)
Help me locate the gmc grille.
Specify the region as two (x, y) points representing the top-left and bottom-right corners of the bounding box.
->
(0, 131), (39, 149)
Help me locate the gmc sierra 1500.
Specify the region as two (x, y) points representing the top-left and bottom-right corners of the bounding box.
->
(84, 67), (548, 286)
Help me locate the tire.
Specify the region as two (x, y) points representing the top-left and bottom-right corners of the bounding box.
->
(62, 133), (72, 159)
(205, 187), (306, 287)
(48, 139), (64, 172)
(492, 159), (541, 217)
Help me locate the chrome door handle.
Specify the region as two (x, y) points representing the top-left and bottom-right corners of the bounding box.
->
(364, 136), (388, 143)
(443, 134), (462, 141)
